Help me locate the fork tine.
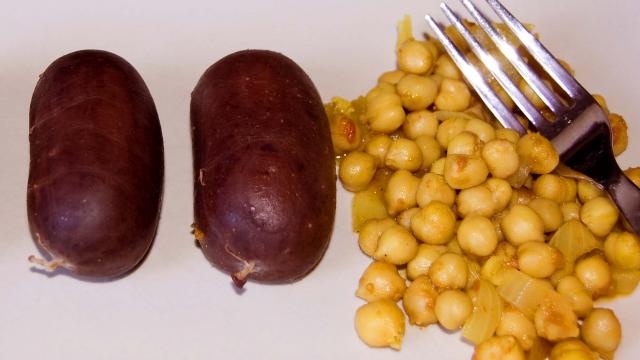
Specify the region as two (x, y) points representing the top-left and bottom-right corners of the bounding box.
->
(425, 14), (527, 134)
(439, 3), (552, 133)
(484, 0), (588, 99)
(459, 0), (566, 114)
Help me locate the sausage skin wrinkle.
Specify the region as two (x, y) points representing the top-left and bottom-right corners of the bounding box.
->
(27, 50), (164, 278)
(191, 50), (336, 287)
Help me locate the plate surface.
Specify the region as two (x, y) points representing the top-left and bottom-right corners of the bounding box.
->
(1, 1), (639, 359)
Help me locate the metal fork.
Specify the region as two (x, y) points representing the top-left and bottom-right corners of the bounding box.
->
(425, 0), (640, 234)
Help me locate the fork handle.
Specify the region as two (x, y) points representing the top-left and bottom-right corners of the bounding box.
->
(606, 169), (640, 235)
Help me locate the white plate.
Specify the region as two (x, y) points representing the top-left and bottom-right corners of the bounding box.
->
(1, 1), (639, 359)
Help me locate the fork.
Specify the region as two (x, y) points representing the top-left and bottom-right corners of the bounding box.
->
(425, 0), (640, 235)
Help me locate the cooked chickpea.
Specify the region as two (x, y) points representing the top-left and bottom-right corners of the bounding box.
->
(465, 118), (496, 143)
(411, 201), (457, 245)
(501, 204), (545, 245)
(517, 241), (563, 278)
(605, 231), (640, 270)
(385, 138), (423, 172)
(624, 166), (640, 188)
(474, 335), (525, 360)
(580, 196), (619, 237)
(403, 110), (438, 139)
(444, 154), (489, 190)
(397, 40), (433, 75)
(577, 180), (604, 203)
(414, 135), (443, 170)
(609, 113), (628, 156)
(329, 114), (362, 155)
(435, 78), (471, 111)
(424, 39), (440, 61)
(562, 178), (578, 202)
(407, 244), (447, 280)
(575, 255), (611, 297)
(378, 69), (405, 85)
(509, 187), (536, 207)
(550, 339), (597, 360)
(556, 275), (593, 318)
(434, 289), (473, 330)
(355, 300), (406, 350)
(358, 218), (397, 257)
(396, 74), (438, 111)
(447, 131), (483, 156)
(437, 116), (468, 148)
(495, 128), (521, 144)
(365, 134), (392, 166)
(534, 291), (579, 341)
(339, 151), (377, 192)
(528, 198), (563, 232)
(496, 306), (537, 351)
(384, 169), (420, 216)
(458, 215), (498, 257)
(457, 185), (496, 218)
(365, 90), (405, 133)
(416, 173), (455, 208)
(430, 157), (446, 175)
(516, 133), (559, 174)
(374, 225), (419, 265)
(561, 202), (581, 222)
(356, 261), (407, 302)
(434, 54), (461, 80)
(402, 275), (439, 326)
(396, 207), (419, 230)
(429, 253), (468, 289)
(581, 308), (621, 354)
(486, 178), (513, 212)
(533, 174), (569, 203)
(482, 139), (519, 179)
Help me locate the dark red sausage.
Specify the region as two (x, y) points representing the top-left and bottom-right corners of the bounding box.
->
(191, 50), (336, 287)
(27, 50), (164, 278)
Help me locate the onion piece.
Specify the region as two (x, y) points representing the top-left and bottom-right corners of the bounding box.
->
(549, 220), (602, 283)
(463, 280), (503, 344)
(497, 269), (553, 318)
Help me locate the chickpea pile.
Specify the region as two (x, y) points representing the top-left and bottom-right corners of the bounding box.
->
(326, 17), (640, 359)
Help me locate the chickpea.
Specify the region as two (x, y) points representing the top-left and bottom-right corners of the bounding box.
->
(495, 128), (521, 144)
(397, 39), (433, 74)
(516, 133), (559, 174)
(577, 180), (604, 203)
(407, 244), (447, 280)
(430, 157), (446, 175)
(447, 131), (482, 157)
(434, 289), (473, 330)
(580, 196), (619, 237)
(384, 169), (420, 216)
(501, 204), (545, 245)
(444, 154), (489, 190)
(365, 134), (392, 166)
(355, 300), (406, 350)
(581, 308), (621, 354)
(373, 225), (419, 265)
(561, 202), (581, 222)
(624, 166), (640, 188)
(534, 291), (579, 341)
(465, 118), (496, 143)
(474, 335), (525, 360)
(457, 184), (496, 218)
(486, 178), (513, 212)
(414, 135), (443, 170)
(385, 138), (423, 172)
(517, 241), (563, 278)
(403, 110), (438, 139)
(358, 218), (397, 257)
(329, 114), (362, 155)
(575, 255), (611, 297)
(396, 74), (438, 111)
(416, 173), (456, 208)
(437, 116), (468, 148)
(533, 174), (569, 203)
(402, 276), (439, 326)
(550, 339), (597, 360)
(411, 201), (457, 245)
(562, 178), (578, 203)
(509, 187), (536, 207)
(339, 151), (377, 192)
(482, 139), (519, 179)
(378, 69), (405, 85)
(396, 207), (418, 230)
(435, 78), (471, 111)
(424, 39), (441, 62)
(356, 261), (407, 302)
(604, 231), (640, 270)
(434, 54), (462, 80)
(528, 198), (563, 232)
(556, 275), (593, 318)
(496, 306), (537, 351)
(609, 113), (628, 156)
(365, 89), (405, 133)
(429, 253), (468, 289)
(429, 73), (444, 88)
(458, 215), (498, 257)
